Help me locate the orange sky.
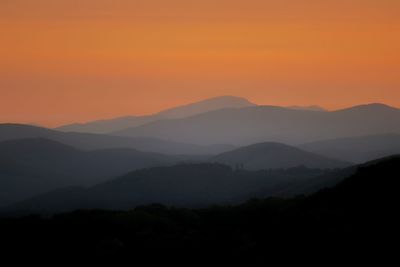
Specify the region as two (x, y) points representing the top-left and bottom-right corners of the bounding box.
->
(0, 0), (399, 127)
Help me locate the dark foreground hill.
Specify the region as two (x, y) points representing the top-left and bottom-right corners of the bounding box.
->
(0, 156), (398, 264)
(212, 142), (349, 169)
(6, 162), (353, 214)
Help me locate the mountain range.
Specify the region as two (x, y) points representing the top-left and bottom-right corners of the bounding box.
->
(56, 96), (330, 135)
(6, 97), (400, 162)
(2, 95), (400, 213)
(57, 96), (256, 133)
(2, 98), (400, 153)
(112, 103), (400, 146)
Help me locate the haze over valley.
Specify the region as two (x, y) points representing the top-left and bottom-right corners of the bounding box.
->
(1, 96), (400, 213)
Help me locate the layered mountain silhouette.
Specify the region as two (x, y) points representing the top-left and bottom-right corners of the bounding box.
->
(6, 154), (394, 214)
(0, 136), (352, 208)
(113, 103), (400, 145)
(2, 96), (400, 216)
(6, 163), (351, 213)
(0, 138), (179, 206)
(211, 142), (349, 170)
(1, 95), (399, 263)
(57, 96), (256, 133)
(301, 133), (400, 163)
(0, 124), (235, 155)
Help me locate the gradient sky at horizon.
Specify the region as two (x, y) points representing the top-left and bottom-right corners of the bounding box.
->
(0, 0), (399, 127)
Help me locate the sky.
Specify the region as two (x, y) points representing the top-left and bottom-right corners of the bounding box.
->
(0, 0), (399, 127)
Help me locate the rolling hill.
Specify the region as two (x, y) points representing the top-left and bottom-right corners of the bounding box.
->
(211, 142), (349, 170)
(0, 123), (235, 155)
(0, 138), (178, 206)
(300, 133), (400, 163)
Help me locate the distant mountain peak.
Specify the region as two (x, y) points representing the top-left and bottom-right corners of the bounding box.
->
(337, 103), (398, 112)
(156, 95), (256, 119)
(197, 95), (255, 104)
(57, 96), (256, 133)
(355, 103), (395, 109)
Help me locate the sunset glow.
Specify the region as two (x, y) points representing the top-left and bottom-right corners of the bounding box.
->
(1, 0), (399, 126)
